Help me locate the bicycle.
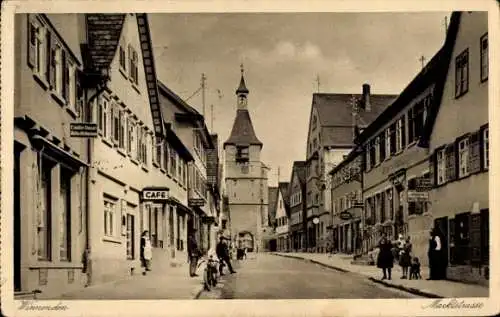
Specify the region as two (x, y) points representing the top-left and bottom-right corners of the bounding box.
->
(197, 255), (219, 291)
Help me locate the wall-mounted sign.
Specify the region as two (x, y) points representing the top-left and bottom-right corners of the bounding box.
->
(340, 211), (353, 220)
(415, 177), (433, 191)
(142, 187), (169, 201)
(407, 190), (429, 202)
(352, 202), (364, 209)
(70, 123), (98, 137)
(189, 198), (205, 207)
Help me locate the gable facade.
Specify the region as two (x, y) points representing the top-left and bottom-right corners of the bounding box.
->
(427, 12), (489, 283)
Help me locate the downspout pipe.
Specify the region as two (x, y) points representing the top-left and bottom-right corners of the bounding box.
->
(83, 73), (109, 286)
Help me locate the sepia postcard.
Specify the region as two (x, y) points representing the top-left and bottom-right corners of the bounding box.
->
(1, 0), (499, 316)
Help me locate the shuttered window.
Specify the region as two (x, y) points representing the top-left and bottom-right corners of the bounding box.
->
(389, 124), (396, 155)
(445, 144), (457, 181)
(164, 142), (170, 173)
(455, 49), (469, 98)
(119, 43), (127, 73)
(468, 132), (481, 174)
(436, 149), (446, 185)
(127, 118), (135, 154)
(458, 138), (470, 178)
(408, 108), (415, 142)
(396, 118), (403, 151)
(480, 34), (488, 82)
(401, 115), (406, 148)
(482, 127), (489, 170)
(62, 50), (69, 101)
(129, 45), (139, 85)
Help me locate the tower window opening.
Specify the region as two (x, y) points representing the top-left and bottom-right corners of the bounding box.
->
(236, 146), (249, 162)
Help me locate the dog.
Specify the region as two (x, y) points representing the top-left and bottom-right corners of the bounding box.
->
(409, 257), (422, 280)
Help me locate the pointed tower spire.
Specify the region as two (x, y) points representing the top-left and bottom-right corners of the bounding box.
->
(236, 63), (249, 95)
(224, 65), (262, 148)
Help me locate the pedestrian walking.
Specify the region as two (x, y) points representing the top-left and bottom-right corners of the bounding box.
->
(427, 227), (446, 280)
(216, 236), (236, 275)
(140, 231), (152, 275)
(399, 236), (412, 279)
(188, 230), (200, 277)
(376, 232), (394, 280)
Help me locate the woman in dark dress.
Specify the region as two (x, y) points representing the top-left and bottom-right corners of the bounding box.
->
(399, 236), (412, 279)
(376, 232), (394, 280)
(427, 227), (446, 280)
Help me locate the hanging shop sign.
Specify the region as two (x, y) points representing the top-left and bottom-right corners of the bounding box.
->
(70, 123), (98, 137)
(339, 211), (353, 220)
(189, 198), (205, 207)
(142, 187), (170, 201)
(352, 201), (364, 209)
(407, 190), (429, 202)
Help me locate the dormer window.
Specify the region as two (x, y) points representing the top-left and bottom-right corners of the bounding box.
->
(236, 146), (249, 162)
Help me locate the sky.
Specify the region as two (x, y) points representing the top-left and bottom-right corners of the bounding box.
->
(149, 12), (449, 187)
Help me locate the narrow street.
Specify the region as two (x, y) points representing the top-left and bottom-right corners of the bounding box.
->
(198, 254), (419, 299)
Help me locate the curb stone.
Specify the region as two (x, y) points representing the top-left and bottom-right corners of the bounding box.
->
(367, 277), (443, 298)
(271, 253), (441, 298)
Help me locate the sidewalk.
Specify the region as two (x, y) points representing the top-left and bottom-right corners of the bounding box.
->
(59, 264), (205, 300)
(273, 252), (489, 298)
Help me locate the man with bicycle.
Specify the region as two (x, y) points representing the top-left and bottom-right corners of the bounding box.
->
(216, 236), (236, 276)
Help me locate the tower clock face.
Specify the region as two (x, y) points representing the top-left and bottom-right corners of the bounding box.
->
(238, 96), (247, 107)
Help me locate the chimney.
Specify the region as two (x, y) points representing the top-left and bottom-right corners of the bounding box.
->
(362, 83), (371, 112)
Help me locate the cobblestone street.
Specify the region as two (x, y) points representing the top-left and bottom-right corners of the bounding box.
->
(198, 253), (417, 299)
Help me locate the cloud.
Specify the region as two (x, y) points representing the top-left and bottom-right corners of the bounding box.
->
(243, 40), (325, 65)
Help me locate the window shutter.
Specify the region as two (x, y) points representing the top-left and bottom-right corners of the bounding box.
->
(429, 151), (436, 186)
(45, 30), (52, 82)
(480, 126), (487, 170)
(133, 50), (139, 83)
(49, 40), (56, 88)
(390, 125), (396, 155)
(445, 143), (456, 181)
(27, 18), (36, 68)
(128, 45), (133, 78)
(408, 109), (414, 142)
(62, 50), (69, 100)
(379, 133), (386, 160)
(401, 115), (406, 148)
(468, 131), (481, 173)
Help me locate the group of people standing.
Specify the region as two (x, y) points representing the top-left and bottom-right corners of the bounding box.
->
(376, 227), (446, 281)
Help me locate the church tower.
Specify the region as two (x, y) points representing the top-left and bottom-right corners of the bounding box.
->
(224, 65), (269, 252)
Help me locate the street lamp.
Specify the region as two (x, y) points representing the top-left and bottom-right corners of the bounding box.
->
(312, 217), (320, 252)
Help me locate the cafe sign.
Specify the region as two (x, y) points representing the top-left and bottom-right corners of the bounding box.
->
(142, 187), (169, 201)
